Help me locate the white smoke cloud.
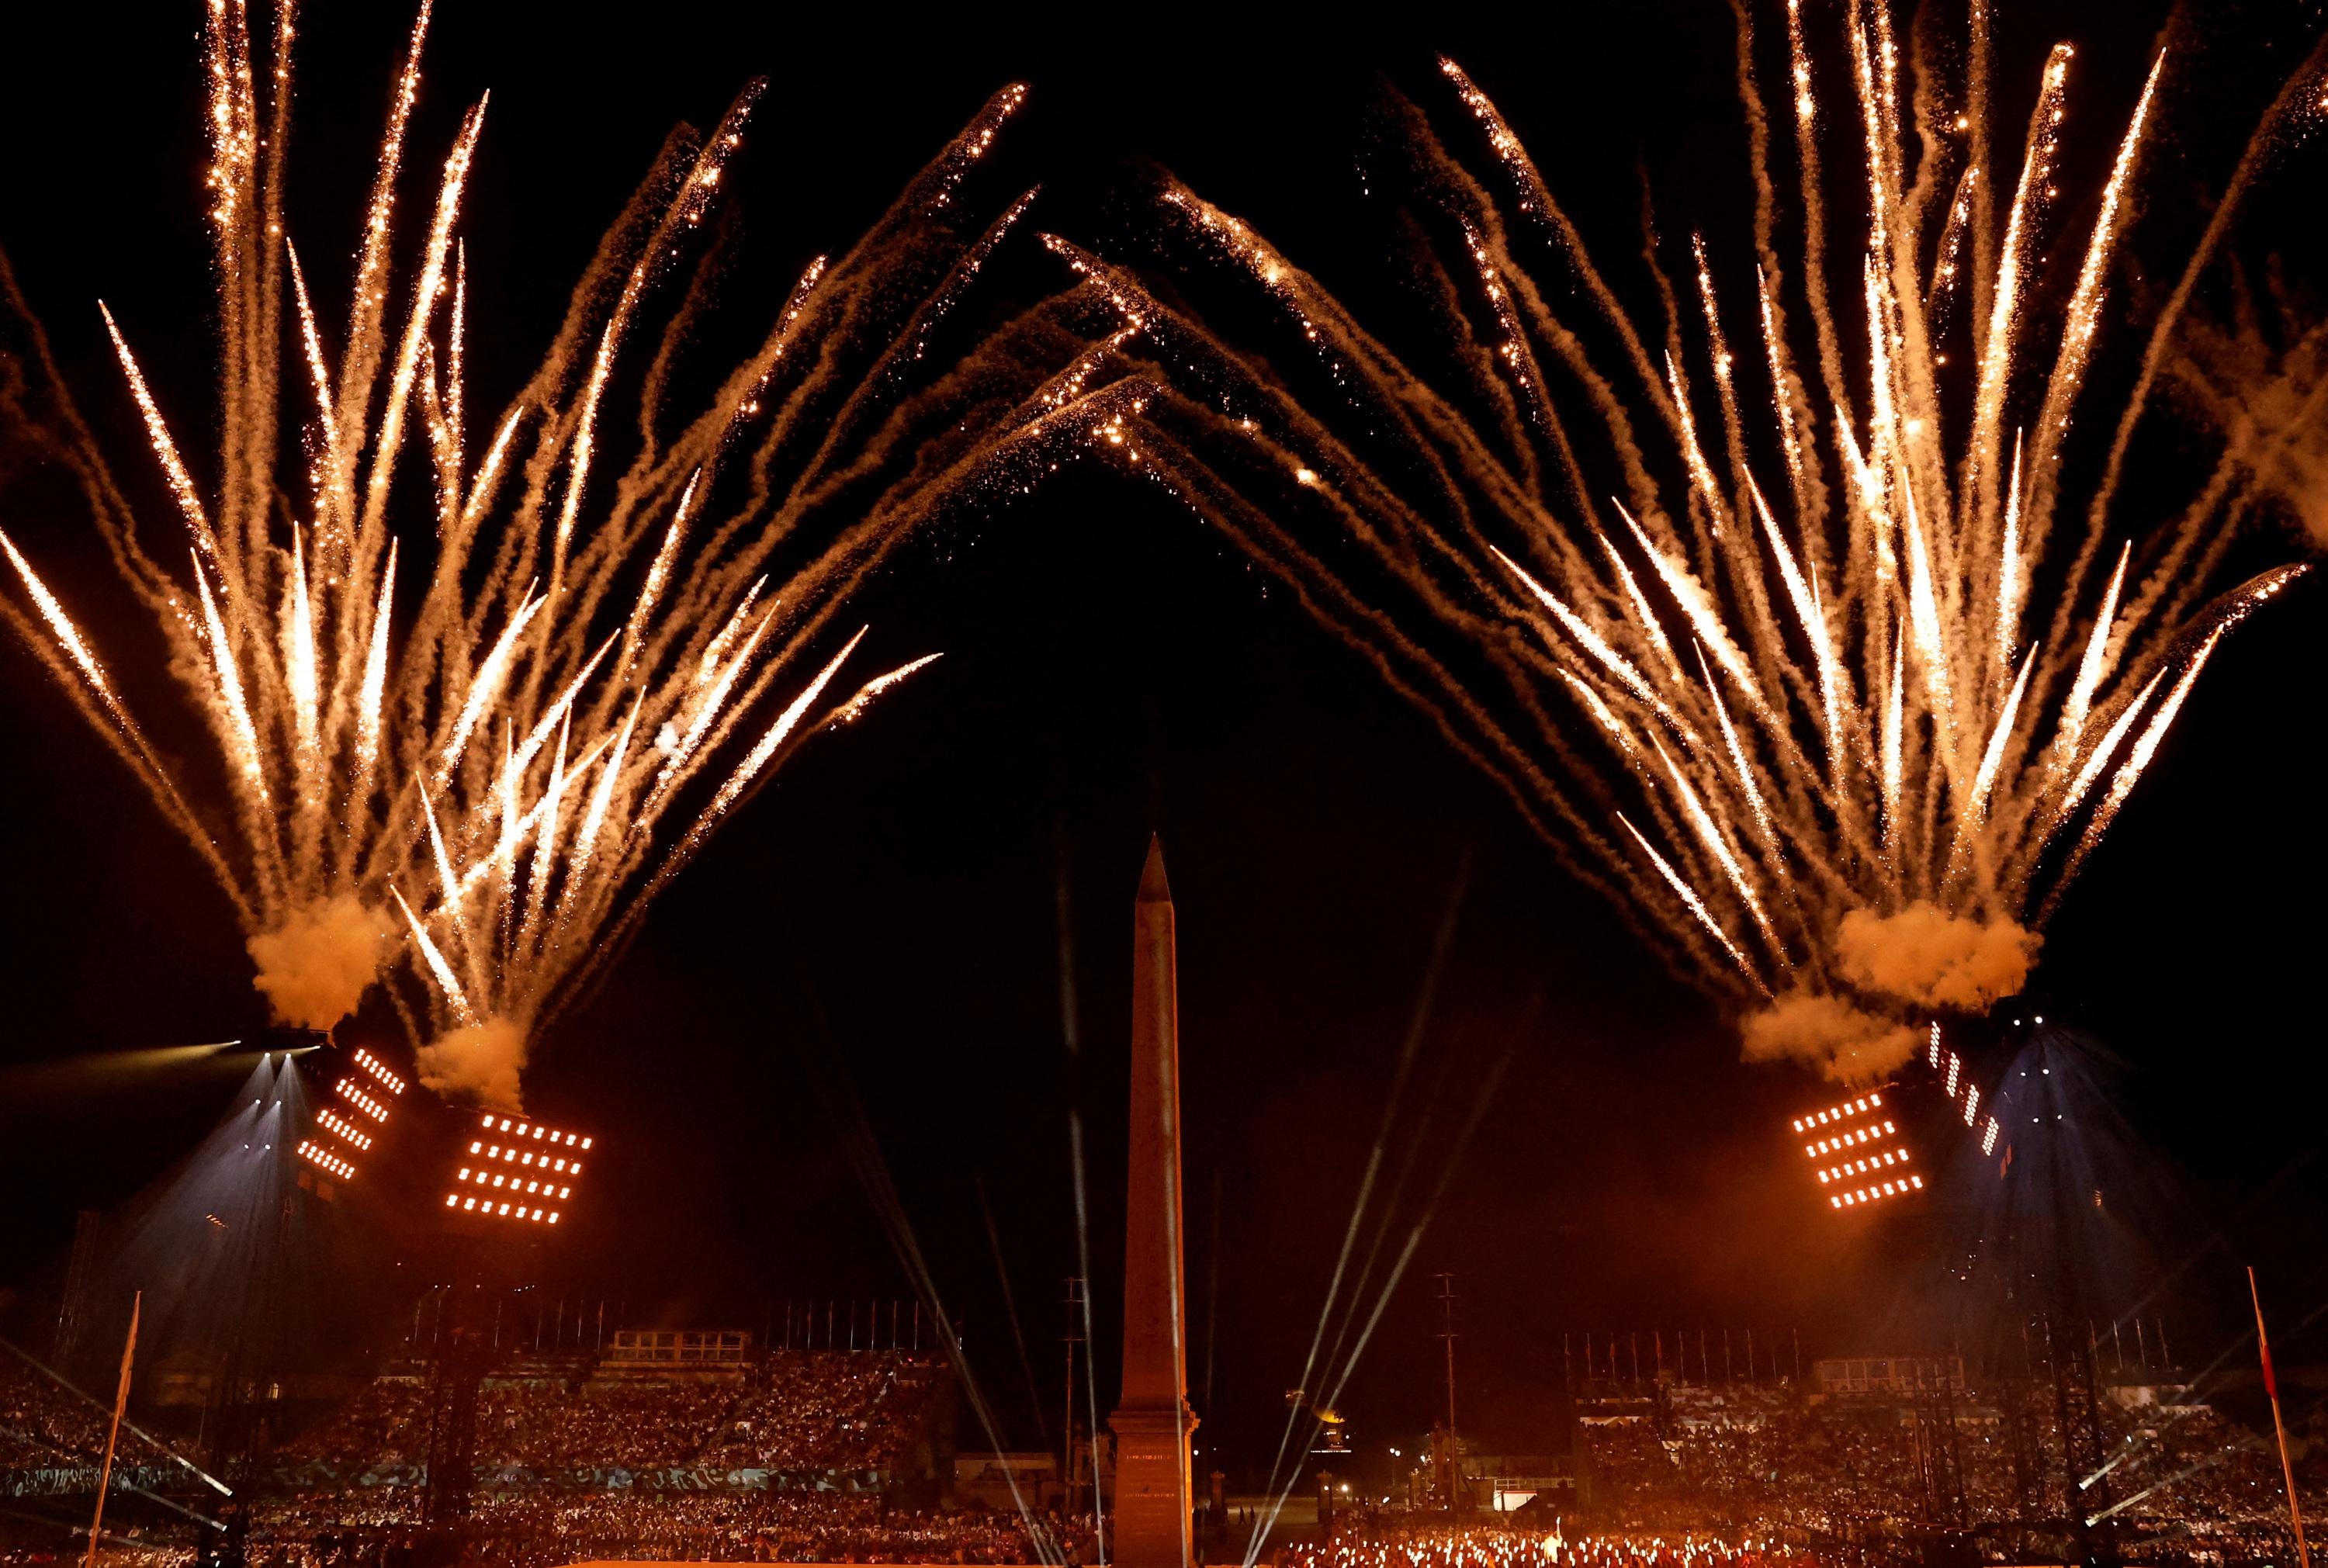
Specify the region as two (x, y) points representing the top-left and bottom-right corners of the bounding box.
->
(247, 895), (390, 1030)
(1834, 901), (2040, 1012)
(415, 1017), (528, 1112)
(1741, 992), (1921, 1084)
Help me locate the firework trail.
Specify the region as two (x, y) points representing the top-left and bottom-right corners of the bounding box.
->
(2169, 275), (2328, 552)
(0, 2), (1117, 1105)
(1045, 4), (2325, 1078)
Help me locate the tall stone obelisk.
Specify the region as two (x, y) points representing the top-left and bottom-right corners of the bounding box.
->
(1111, 836), (1196, 1568)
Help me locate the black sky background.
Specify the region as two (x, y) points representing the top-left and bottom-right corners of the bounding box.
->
(0, 0), (2323, 1478)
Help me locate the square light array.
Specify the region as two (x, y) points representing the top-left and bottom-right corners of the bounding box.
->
(1793, 1088), (1924, 1210)
(440, 1113), (594, 1225)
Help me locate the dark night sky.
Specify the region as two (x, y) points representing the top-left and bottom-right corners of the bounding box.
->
(0, 0), (2323, 1478)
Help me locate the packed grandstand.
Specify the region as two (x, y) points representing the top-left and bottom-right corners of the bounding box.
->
(270, 1348), (951, 1479)
(5, 1339), (2326, 1564)
(1567, 1377), (2326, 1563)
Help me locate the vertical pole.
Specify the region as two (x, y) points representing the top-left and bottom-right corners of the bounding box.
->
(1436, 1276), (1459, 1430)
(2250, 1268), (2312, 1568)
(1065, 1277), (1085, 1518)
(84, 1293), (139, 1568)
(1435, 1273), (1460, 1514)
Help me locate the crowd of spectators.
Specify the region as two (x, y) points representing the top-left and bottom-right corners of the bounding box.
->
(0, 1356), (161, 1471)
(266, 1348), (947, 1478)
(1, 1345), (1014, 1566)
(17, 1348), (2326, 1566)
(1283, 1523), (1824, 1568)
(449, 1491), (1059, 1566)
(0, 1541), (191, 1567)
(701, 1354), (946, 1472)
(4, 1347), (982, 1565)
(222, 1490), (1064, 1566)
(1578, 1379), (2326, 1564)
(277, 1379), (428, 1469)
(476, 1377), (736, 1469)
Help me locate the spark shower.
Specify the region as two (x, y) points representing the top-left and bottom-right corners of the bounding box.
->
(0, 1), (1112, 1105)
(1059, 2), (2323, 1078)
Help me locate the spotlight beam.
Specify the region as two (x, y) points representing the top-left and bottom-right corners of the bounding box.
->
(775, 916), (1063, 1567)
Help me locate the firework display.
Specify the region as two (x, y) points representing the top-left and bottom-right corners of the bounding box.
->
(1, 14), (2325, 1568)
(0, 3), (1107, 1105)
(1052, 6), (2324, 1078)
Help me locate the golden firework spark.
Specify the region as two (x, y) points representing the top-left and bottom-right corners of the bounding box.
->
(1052, 5), (2323, 1068)
(0, 2), (1114, 1102)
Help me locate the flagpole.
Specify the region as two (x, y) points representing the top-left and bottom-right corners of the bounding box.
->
(2250, 1266), (2312, 1568)
(85, 1289), (140, 1568)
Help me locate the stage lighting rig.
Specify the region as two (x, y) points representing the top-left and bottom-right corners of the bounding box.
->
(265, 1033), (606, 1240)
(296, 1139), (355, 1180)
(1924, 1026), (2004, 1156)
(279, 1033), (412, 1185)
(1793, 1087), (1925, 1210)
(439, 1113), (597, 1227)
(1791, 1021), (2016, 1212)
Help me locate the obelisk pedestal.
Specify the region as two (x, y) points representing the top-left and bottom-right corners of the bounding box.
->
(1110, 836), (1196, 1568)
